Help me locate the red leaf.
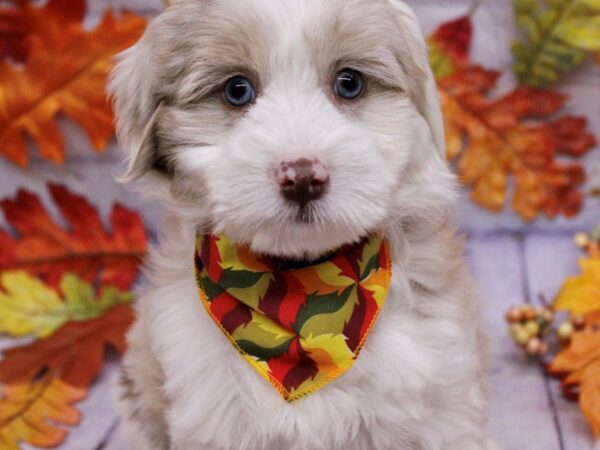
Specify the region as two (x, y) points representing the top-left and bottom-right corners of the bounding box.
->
(0, 305), (134, 388)
(0, 184), (147, 290)
(0, 2), (29, 62)
(430, 16), (473, 67)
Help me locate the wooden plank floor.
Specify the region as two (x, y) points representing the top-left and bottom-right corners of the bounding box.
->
(1, 0), (599, 449)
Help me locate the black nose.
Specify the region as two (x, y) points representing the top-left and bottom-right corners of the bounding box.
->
(276, 158), (330, 207)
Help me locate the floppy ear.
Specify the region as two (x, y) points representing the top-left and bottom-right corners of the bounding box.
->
(386, 0), (446, 158)
(108, 37), (162, 182)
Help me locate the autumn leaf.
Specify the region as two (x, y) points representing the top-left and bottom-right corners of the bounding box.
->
(429, 16), (597, 220)
(513, 0), (600, 88)
(549, 310), (600, 437)
(0, 0), (146, 166)
(0, 378), (86, 450)
(0, 304), (134, 388)
(0, 271), (132, 339)
(428, 16), (472, 79)
(0, 184), (147, 291)
(0, 1), (29, 63)
(439, 66), (595, 220)
(553, 257), (600, 315)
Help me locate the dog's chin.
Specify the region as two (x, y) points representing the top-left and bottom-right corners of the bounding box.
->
(252, 228), (367, 260)
(214, 215), (374, 261)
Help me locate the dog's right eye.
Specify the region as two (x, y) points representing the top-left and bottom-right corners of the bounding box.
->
(224, 76), (256, 107)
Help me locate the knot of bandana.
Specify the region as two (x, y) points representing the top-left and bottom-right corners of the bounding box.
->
(194, 234), (392, 402)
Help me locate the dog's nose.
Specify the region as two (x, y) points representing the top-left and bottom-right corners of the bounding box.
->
(276, 158), (329, 206)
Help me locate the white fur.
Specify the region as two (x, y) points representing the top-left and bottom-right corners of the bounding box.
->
(109, 1), (494, 448)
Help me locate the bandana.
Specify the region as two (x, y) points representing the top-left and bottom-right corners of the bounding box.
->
(194, 234), (392, 402)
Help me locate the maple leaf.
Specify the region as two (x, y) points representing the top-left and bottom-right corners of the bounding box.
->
(549, 310), (600, 437)
(428, 16), (472, 79)
(0, 304), (134, 388)
(0, 0), (146, 166)
(513, 0), (600, 88)
(439, 66), (595, 220)
(0, 271), (132, 339)
(0, 378), (86, 450)
(0, 1), (29, 63)
(0, 184), (147, 291)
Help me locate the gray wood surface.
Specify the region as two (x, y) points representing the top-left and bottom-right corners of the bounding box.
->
(0, 0), (599, 449)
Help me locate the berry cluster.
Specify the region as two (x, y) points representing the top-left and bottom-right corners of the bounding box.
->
(506, 306), (553, 356)
(506, 305), (586, 357)
(574, 226), (600, 257)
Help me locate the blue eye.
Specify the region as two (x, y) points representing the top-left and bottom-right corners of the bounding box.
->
(334, 69), (364, 100)
(224, 76), (256, 107)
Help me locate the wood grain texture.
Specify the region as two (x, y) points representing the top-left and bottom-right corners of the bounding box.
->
(467, 233), (563, 450)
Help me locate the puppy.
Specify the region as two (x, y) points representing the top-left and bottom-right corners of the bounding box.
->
(110, 0), (492, 449)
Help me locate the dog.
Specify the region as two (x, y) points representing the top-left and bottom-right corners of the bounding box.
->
(109, 0), (493, 448)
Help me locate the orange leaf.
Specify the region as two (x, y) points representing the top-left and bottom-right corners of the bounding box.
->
(439, 66), (596, 221)
(0, 0), (146, 166)
(0, 304), (134, 389)
(0, 184), (147, 291)
(0, 1), (29, 63)
(549, 310), (600, 437)
(0, 378), (86, 450)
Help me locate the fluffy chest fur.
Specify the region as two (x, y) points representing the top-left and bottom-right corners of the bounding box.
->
(117, 220), (487, 450)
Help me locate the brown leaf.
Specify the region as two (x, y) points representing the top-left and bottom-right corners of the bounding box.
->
(0, 184), (147, 291)
(0, 304), (134, 389)
(439, 66), (596, 220)
(0, 0), (146, 165)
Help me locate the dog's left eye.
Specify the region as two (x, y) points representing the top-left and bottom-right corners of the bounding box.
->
(334, 69), (364, 100)
(224, 76), (256, 107)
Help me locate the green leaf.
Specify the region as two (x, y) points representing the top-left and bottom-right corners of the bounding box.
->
(513, 0), (600, 87)
(0, 272), (132, 339)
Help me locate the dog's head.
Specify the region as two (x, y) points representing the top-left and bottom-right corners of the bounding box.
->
(110, 0), (455, 258)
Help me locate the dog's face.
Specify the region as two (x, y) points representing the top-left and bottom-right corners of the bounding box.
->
(111, 0), (454, 258)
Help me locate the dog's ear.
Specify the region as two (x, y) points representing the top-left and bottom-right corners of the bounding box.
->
(109, 38), (161, 182)
(386, 0), (445, 158)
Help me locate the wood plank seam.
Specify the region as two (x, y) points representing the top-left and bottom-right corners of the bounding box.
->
(516, 230), (566, 450)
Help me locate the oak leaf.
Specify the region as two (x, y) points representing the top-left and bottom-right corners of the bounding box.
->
(0, 1), (29, 63)
(0, 304), (134, 388)
(0, 184), (147, 291)
(0, 0), (146, 165)
(549, 310), (600, 437)
(513, 0), (600, 88)
(0, 378), (85, 450)
(439, 66), (595, 220)
(0, 271), (132, 339)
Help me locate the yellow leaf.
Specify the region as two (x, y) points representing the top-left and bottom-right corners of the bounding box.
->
(0, 379), (86, 449)
(553, 258), (600, 315)
(0, 271), (132, 338)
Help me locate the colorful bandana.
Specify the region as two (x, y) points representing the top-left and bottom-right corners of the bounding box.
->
(194, 234), (392, 402)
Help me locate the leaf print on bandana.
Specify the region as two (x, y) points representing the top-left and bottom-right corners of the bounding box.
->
(195, 234), (392, 402)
